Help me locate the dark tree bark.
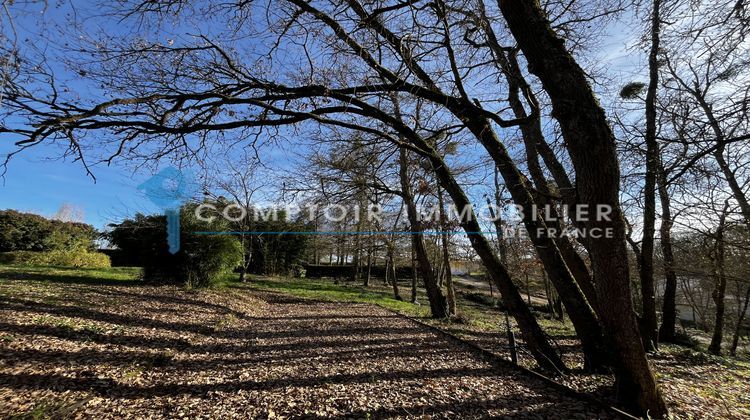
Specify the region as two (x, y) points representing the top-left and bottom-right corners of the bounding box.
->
(709, 205), (729, 355)
(477, 10), (598, 307)
(657, 160), (679, 343)
(731, 285), (750, 356)
(437, 184), (457, 316)
(410, 246), (419, 304)
(638, 0), (663, 352)
(386, 245), (402, 301)
(503, 52), (598, 309)
(398, 146), (448, 318)
(498, 0), (667, 415)
(393, 131), (566, 371)
(465, 117), (610, 372)
(382, 94), (566, 371)
(714, 144), (750, 227)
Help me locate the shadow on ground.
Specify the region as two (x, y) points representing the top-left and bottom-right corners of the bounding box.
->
(0, 275), (613, 418)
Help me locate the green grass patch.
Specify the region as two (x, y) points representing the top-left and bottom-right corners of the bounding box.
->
(231, 275), (578, 338)
(234, 276), (431, 318)
(0, 264), (141, 285)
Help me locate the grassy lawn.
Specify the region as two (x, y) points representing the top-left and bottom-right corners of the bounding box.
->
(229, 274), (577, 337)
(0, 265), (141, 285)
(229, 275), (432, 318)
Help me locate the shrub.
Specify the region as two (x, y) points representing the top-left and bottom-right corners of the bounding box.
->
(178, 208), (243, 287)
(107, 203), (243, 288)
(0, 250), (111, 268)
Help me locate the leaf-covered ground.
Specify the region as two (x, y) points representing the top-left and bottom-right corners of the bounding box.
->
(0, 268), (614, 419)
(247, 275), (750, 419)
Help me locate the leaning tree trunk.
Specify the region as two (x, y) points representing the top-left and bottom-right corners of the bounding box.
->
(398, 146), (448, 318)
(386, 244), (402, 301)
(491, 37), (598, 309)
(637, 0), (663, 352)
(465, 117), (610, 372)
(452, 14), (605, 367)
(657, 160), (679, 342)
(498, 0), (667, 416)
(403, 137), (566, 372)
(388, 96), (565, 371)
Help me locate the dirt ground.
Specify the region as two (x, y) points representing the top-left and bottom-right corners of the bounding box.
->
(0, 278), (615, 419)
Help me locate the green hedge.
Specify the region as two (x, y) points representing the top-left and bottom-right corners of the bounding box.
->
(0, 250), (111, 268)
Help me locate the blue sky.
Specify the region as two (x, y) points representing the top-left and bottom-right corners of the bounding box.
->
(0, 1), (187, 229)
(0, 1), (643, 231)
(0, 142), (161, 229)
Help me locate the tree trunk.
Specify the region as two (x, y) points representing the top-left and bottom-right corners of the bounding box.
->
(637, 0), (662, 352)
(336, 236), (343, 265)
(387, 245), (402, 301)
(364, 237), (372, 287)
(730, 285), (750, 356)
(709, 205), (728, 355)
(488, 168), (507, 264)
(384, 251), (390, 285)
(437, 185), (457, 316)
(554, 297), (564, 322)
(388, 96), (566, 371)
(443, 240), (456, 315)
(496, 45), (598, 309)
(398, 146), (447, 317)
(440, 18), (605, 366)
(465, 117), (610, 372)
(352, 217), (362, 282)
(690, 87), (750, 228)
(239, 235), (250, 282)
(498, 0), (667, 415)
(657, 160), (678, 342)
(415, 143), (566, 371)
(714, 145), (750, 227)
(410, 247), (418, 304)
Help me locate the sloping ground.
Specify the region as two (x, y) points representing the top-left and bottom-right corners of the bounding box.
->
(431, 311), (750, 419)
(0, 276), (613, 419)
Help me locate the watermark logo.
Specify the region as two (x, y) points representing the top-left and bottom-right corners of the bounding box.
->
(193, 202), (616, 239)
(138, 167), (197, 253)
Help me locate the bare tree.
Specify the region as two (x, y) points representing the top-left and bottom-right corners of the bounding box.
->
(204, 153), (264, 282)
(1, 0), (688, 412)
(498, 0), (667, 415)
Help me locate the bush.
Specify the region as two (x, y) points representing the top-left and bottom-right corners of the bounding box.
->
(107, 204), (243, 288)
(0, 250), (111, 268)
(178, 208), (243, 287)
